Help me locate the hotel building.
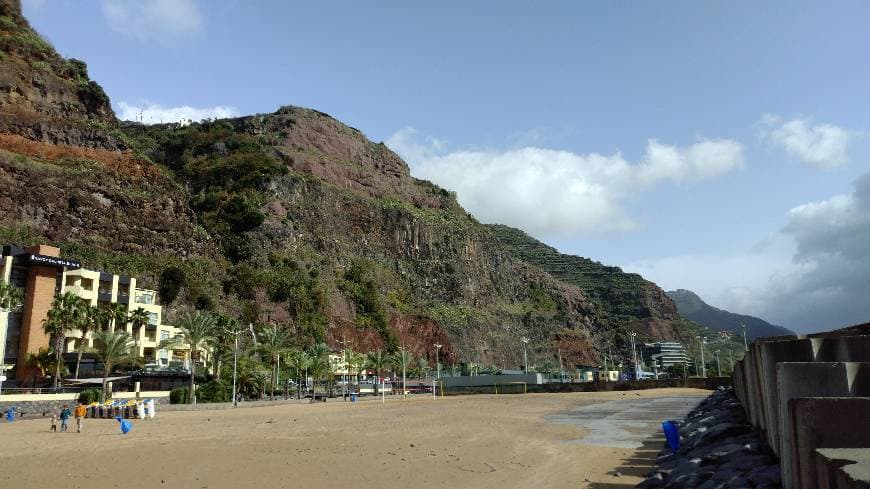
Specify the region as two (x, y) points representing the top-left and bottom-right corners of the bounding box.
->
(640, 341), (690, 370)
(1, 244), (196, 383)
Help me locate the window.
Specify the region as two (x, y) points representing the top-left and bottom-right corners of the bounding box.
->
(134, 289), (155, 305)
(160, 330), (170, 341)
(148, 312), (159, 326)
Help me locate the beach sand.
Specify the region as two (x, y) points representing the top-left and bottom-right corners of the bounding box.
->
(0, 388), (709, 489)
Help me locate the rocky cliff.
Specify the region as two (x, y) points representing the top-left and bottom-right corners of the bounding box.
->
(487, 224), (684, 345)
(0, 1), (704, 370)
(0, 0), (121, 149)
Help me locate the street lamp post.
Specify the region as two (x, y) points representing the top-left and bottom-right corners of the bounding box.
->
(230, 324), (251, 408)
(697, 336), (707, 378)
(338, 336), (349, 402)
(715, 350), (722, 377)
(232, 332), (239, 407)
(628, 331), (638, 379)
(399, 345), (407, 397)
(434, 343), (442, 379)
(558, 348), (564, 383)
(521, 337), (530, 373)
(741, 323), (748, 352)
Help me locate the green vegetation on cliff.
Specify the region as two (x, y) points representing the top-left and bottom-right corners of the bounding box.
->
(0, 1), (716, 370)
(486, 224), (678, 328)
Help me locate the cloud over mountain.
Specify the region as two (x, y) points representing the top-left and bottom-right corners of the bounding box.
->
(389, 128), (743, 237)
(117, 102), (237, 124)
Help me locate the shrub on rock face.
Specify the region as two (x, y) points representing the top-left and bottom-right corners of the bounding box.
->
(158, 266), (186, 305)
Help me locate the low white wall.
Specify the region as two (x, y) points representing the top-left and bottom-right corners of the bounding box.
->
(0, 391), (169, 402)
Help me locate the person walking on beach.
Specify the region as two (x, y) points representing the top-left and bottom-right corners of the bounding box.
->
(49, 414), (57, 432)
(74, 401), (87, 433)
(59, 404), (71, 432)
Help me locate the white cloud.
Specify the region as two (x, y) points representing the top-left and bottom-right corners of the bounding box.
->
(760, 114), (853, 168)
(100, 0), (203, 43)
(117, 101), (237, 124)
(388, 127), (743, 236)
(632, 173), (870, 333)
(627, 249), (807, 320)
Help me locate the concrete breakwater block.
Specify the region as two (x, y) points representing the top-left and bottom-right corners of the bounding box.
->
(815, 448), (870, 489)
(777, 363), (870, 489)
(758, 339), (815, 454)
(788, 397), (870, 489)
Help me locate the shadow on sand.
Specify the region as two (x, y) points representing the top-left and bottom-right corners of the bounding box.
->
(587, 434), (666, 489)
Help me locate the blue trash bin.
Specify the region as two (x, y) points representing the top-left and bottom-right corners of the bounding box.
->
(662, 420), (680, 453)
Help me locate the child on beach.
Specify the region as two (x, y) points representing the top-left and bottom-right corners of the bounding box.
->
(59, 404), (71, 432)
(50, 414), (57, 432)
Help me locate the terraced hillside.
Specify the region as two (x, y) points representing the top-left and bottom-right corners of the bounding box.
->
(487, 224), (681, 338)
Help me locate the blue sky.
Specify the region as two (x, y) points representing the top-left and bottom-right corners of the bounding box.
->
(22, 1), (870, 332)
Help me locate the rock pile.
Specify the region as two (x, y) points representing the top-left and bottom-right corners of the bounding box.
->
(638, 388), (782, 488)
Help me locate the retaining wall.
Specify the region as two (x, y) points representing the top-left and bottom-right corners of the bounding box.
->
(733, 325), (870, 489)
(442, 376), (730, 396)
(0, 391), (170, 418)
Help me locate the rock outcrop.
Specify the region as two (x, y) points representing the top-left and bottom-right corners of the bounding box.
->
(639, 388), (781, 489)
(0, 0), (707, 366)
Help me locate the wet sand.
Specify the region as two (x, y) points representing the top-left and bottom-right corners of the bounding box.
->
(0, 388), (709, 489)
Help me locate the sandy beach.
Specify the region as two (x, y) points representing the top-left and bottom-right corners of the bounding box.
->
(0, 388), (709, 489)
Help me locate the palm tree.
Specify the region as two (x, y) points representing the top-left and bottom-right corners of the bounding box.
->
(256, 325), (290, 400)
(417, 357), (430, 380)
(351, 351), (367, 384)
(285, 349), (309, 399)
(366, 350), (389, 395)
(106, 303), (127, 332)
(43, 292), (83, 389)
(72, 304), (100, 379)
(95, 305), (113, 331)
(307, 343), (330, 400)
(128, 307), (150, 350)
(159, 310), (217, 405)
(0, 280), (23, 312)
(390, 349), (411, 395)
(23, 346), (59, 386)
(90, 329), (138, 401)
(212, 315), (241, 382)
(236, 355), (269, 400)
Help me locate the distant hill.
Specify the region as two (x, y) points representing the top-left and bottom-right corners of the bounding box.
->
(666, 289), (793, 340)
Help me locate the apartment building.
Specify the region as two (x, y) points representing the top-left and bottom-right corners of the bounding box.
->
(0, 244), (195, 382)
(640, 341), (690, 370)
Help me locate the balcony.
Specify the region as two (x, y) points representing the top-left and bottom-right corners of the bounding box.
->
(134, 289), (156, 305)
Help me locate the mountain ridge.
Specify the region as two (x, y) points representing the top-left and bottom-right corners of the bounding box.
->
(1, 0), (709, 369)
(666, 289), (794, 340)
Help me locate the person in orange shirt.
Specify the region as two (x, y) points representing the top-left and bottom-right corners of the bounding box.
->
(73, 401), (87, 433)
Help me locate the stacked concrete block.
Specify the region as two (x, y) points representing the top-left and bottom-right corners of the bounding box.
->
(816, 448), (870, 489)
(778, 365), (870, 488)
(732, 327), (870, 489)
